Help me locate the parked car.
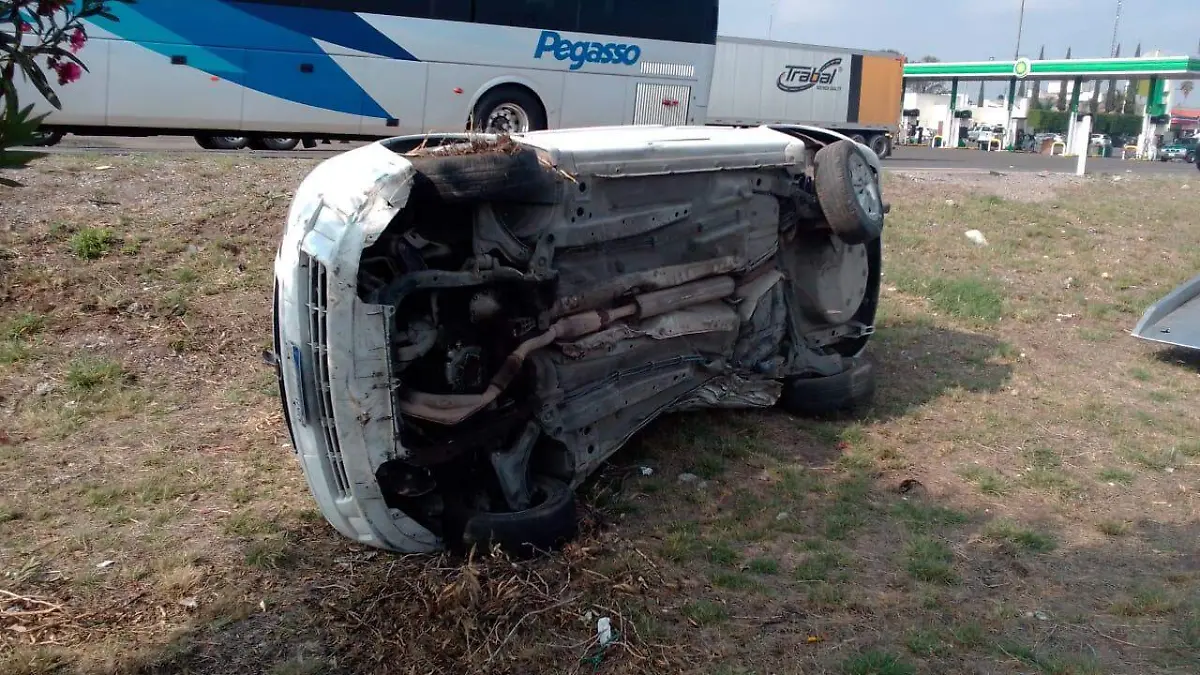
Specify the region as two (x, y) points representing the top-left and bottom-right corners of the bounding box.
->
(1160, 137), (1198, 163)
(270, 124), (887, 555)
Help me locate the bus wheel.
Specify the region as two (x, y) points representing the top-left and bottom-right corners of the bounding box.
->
(197, 136), (249, 150)
(472, 87), (547, 135)
(868, 134), (890, 158)
(250, 137), (300, 151)
(32, 130), (64, 147)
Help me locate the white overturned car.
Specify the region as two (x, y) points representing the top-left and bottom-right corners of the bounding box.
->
(270, 124), (887, 555)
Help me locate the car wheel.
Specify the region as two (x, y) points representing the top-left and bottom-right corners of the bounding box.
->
(472, 86), (547, 135)
(458, 476), (577, 557)
(250, 136), (301, 151)
(814, 139), (885, 245)
(779, 357), (876, 417)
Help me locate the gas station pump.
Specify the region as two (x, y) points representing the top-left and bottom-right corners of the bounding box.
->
(902, 108), (921, 145)
(954, 110), (973, 148)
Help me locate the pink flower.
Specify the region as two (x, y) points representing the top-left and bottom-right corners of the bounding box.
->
(69, 26), (87, 53)
(53, 61), (82, 85)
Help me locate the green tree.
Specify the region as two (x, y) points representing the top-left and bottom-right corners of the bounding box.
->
(910, 55), (950, 95)
(1, 0), (131, 186)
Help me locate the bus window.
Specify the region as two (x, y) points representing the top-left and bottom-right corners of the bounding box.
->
(237, 1), (470, 21)
(579, 0), (717, 44)
(472, 0), (580, 33)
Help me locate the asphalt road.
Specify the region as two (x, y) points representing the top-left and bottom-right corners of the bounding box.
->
(885, 145), (1199, 175)
(26, 134), (1200, 175)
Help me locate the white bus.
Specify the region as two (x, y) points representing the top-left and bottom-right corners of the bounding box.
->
(21, 0), (719, 150)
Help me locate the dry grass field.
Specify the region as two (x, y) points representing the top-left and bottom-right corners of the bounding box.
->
(1, 154), (1198, 674)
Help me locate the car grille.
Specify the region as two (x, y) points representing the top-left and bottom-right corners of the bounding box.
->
(303, 252), (352, 498)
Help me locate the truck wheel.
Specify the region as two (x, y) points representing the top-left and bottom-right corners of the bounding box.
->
(868, 134), (890, 158)
(849, 133), (867, 145)
(814, 139), (885, 245)
(472, 86), (547, 135)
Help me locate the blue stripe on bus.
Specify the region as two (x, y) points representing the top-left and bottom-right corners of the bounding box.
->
(232, 2), (419, 62)
(78, 0), (406, 120)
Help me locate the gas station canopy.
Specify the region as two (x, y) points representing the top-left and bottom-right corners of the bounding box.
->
(903, 56), (1200, 82)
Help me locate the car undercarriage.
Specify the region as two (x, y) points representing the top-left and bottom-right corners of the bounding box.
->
(272, 124), (886, 554)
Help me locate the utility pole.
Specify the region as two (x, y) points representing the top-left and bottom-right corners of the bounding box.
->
(1110, 0), (1122, 58)
(1015, 0), (1026, 59)
(1014, 0), (1027, 100)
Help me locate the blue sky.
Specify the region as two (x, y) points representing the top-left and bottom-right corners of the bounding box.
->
(719, 0), (1199, 62)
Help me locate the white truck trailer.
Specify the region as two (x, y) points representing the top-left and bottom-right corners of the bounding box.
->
(707, 36), (905, 158)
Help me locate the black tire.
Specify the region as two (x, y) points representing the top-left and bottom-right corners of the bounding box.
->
(198, 135), (248, 150)
(461, 476), (577, 557)
(848, 133), (867, 145)
(779, 357), (876, 417)
(814, 139), (885, 245)
(194, 135), (215, 150)
(250, 136), (300, 151)
(407, 147), (560, 204)
(471, 86), (547, 134)
(32, 130), (63, 147)
(868, 134), (890, 158)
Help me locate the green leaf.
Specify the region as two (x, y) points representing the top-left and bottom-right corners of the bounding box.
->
(16, 61), (61, 109)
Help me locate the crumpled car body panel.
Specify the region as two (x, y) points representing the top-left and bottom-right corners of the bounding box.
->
(272, 124), (884, 552)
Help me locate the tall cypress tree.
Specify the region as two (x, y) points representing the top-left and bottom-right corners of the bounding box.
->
(1104, 43), (1121, 112)
(1029, 45), (1044, 107)
(1056, 47), (1071, 111)
(1124, 43), (1142, 115)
